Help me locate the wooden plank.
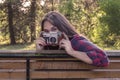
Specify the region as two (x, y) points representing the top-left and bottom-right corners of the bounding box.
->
(0, 62), (26, 69)
(0, 78), (26, 80)
(0, 50), (120, 55)
(0, 50), (66, 54)
(31, 71), (120, 78)
(0, 58), (119, 70)
(0, 58), (27, 60)
(0, 50), (119, 80)
(31, 57), (120, 60)
(0, 72), (26, 78)
(0, 50), (119, 53)
(0, 60), (35, 69)
(0, 60), (26, 62)
(31, 61), (120, 69)
(0, 56), (120, 60)
(0, 50), (36, 54)
(0, 60), (119, 70)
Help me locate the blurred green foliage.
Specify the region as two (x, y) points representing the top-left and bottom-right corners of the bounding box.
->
(0, 0), (120, 50)
(93, 0), (120, 48)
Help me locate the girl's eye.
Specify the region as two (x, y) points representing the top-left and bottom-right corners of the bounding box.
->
(51, 27), (57, 31)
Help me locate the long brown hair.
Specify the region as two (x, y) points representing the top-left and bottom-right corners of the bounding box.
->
(41, 11), (78, 37)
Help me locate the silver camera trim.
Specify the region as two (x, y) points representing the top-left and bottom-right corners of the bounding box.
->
(42, 31), (59, 45)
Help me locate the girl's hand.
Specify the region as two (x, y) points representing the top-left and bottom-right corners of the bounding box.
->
(59, 33), (74, 54)
(35, 32), (47, 51)
(35, 37), (46, 46)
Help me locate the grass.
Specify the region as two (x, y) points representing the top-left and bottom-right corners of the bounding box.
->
(102, 46), (120, 50)
(99, 44), (120, 50)
(0, 43), (36, 50)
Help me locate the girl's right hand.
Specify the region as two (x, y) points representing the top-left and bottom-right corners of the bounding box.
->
(35, 37), (46, 51)
(36, 37), (46, 46)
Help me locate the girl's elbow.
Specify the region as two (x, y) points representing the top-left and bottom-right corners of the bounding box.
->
(92, 59), (110, 67)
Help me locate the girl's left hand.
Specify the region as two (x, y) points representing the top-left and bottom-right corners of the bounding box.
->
(59, 33), (74, 54)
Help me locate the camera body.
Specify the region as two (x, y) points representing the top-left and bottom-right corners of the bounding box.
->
(41, 31), (63, 45)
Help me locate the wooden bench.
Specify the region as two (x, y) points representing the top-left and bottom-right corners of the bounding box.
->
(0, 50), (120, 80)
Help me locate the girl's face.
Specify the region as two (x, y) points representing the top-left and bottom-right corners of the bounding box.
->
(43, 21), (59, 32)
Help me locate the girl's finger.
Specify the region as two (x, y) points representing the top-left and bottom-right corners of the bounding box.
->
(59, 43), (65, 49)
(38, 37), (45, 41)
(59, 39), (65, 45)
(62, 32), (69, 40)
(35, 39), (46, 46)
(39, 31), (44, 37)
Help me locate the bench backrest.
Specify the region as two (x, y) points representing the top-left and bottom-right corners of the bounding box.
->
(0, 50), (120, 80)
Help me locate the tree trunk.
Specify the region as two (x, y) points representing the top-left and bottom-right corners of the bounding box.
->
(51, 0), (54, 11)
(7, 1), (16, 44)
(30, 0), (36, 42)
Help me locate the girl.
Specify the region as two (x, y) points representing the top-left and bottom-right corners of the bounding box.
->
(35, 11), (109, 67)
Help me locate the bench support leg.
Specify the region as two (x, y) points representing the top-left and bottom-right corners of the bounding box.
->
(26, 58), (30, 80)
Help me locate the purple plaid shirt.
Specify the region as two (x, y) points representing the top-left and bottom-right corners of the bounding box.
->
(70, 34), (109, 67)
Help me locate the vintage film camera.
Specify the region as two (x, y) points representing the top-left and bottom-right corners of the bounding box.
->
(41, 31), (64, 45)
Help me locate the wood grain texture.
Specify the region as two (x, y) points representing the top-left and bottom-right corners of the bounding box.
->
(0, 50), (120, 80)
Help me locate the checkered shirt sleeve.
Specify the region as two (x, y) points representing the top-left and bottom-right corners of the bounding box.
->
(71, 35), (109, 67)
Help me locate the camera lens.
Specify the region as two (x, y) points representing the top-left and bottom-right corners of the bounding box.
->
(50, 37), (56, 43)
(43, 37), (49, 44)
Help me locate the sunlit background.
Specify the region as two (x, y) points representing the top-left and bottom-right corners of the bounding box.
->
(0, 0), (120, 50)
